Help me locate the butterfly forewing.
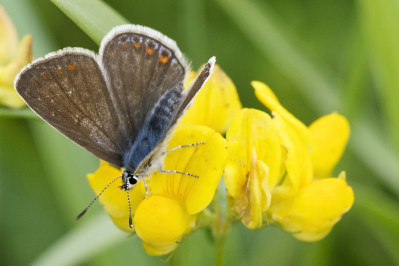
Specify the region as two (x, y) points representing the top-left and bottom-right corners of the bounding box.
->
(15, 48), (124, 167)
(14, 25), (215, 177)
(100, 25), (188, 151)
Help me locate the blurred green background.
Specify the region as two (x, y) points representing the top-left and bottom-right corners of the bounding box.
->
(1, 0), (399, 265)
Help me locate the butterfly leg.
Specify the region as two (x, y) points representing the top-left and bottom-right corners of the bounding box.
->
(141, 176), (149, 197)
(162, 142), (205, 155)
(159, 168), (199, 178)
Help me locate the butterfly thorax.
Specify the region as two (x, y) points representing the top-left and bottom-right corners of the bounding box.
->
(123, 130), (157, 173)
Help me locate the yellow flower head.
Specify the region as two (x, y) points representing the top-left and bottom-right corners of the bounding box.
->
(179, 64), (242, 133)
(224, 81), (354, 240)
(0, 5), (32, 108)
(224, 108), (281, 229)
(88, 126), (227, 255)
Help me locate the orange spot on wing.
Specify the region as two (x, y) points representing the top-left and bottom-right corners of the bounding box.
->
(42, 72), (51, 79)
(122, 43), (129, 49)
(135, 43), (142, 49)
(146, 48), (155, 55)
(67, 63), (77, 71)
(160, 55), (170, 64)
(54, 68), (62, 75)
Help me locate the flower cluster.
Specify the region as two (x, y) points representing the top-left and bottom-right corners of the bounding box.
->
(88, 63), (354, 254)
(0, 5), (32, 108)
(225, 81), (354, 241)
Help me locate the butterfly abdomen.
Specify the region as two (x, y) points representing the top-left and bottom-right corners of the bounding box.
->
(148, 86), (183, 134)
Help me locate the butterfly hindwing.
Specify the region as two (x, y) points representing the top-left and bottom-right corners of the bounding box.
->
(14, 48), (124, 167)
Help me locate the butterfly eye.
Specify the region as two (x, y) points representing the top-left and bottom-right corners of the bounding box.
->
(129, 176), (138, 185)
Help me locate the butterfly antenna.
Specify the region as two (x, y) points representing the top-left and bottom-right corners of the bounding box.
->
(127, 184), (133, 228)
(76, 175), (122, 220)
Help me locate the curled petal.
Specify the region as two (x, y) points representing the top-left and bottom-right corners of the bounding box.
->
(134, 195), (194, 246)
(269, 174), (354, 241)
(179, 65), (242, 133)
(87, 161), (146, 232)
(149, 125), (227, 214)
(309, 113), (350, 177)
(252, 81), (309, 144)
(252, 81), (312, 189)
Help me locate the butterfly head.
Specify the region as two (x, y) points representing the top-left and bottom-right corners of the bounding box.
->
(121, 170), (139, 191)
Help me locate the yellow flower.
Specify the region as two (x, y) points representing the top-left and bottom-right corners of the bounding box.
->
(224, 108), (280, 229)
(224, 81), (354, 241)
(253, 81), (312, 189)
(0, 5), (32, 108)
(179, 64), (242, 133)
(88, 125), (227, 255)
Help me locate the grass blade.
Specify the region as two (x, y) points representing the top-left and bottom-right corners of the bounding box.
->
(51, 0), (129, 45)
(357, 0), (399, 155)
(31, 213), (130, 266)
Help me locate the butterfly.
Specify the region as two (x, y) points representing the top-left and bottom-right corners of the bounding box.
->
(14, 24), (215, 227)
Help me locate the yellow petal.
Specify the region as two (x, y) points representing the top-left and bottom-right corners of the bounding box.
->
(179, 65), (242, 133)
(269, 176), (354, 242)
(87, 161), (146, 232)
(309, 113), (350, 177)
(0, 6), (18, 65)
(0, 84), (25, 108)
(134, 195), (193, 246)
(0, 35), (32, 84)
(224, 109), (280, 228)
(252, 81), (309, 144)
(273, 113), (313, 188)
(0, 35), (32, 108)
(224, 108), (283, 197)
(149, 125), (227, 214)
(241, 157), (270, 229)
(142, 241), (178, 256)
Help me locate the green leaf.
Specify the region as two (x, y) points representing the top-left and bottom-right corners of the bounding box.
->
(51, 0), (129, 45)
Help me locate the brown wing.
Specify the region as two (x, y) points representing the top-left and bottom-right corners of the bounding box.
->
(99, 25), (189, 149)
(14, 48), (124, 166)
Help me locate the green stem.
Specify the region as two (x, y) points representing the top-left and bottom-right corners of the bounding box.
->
(212, 181), (231, 266)
(215, 228), (227, 266)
